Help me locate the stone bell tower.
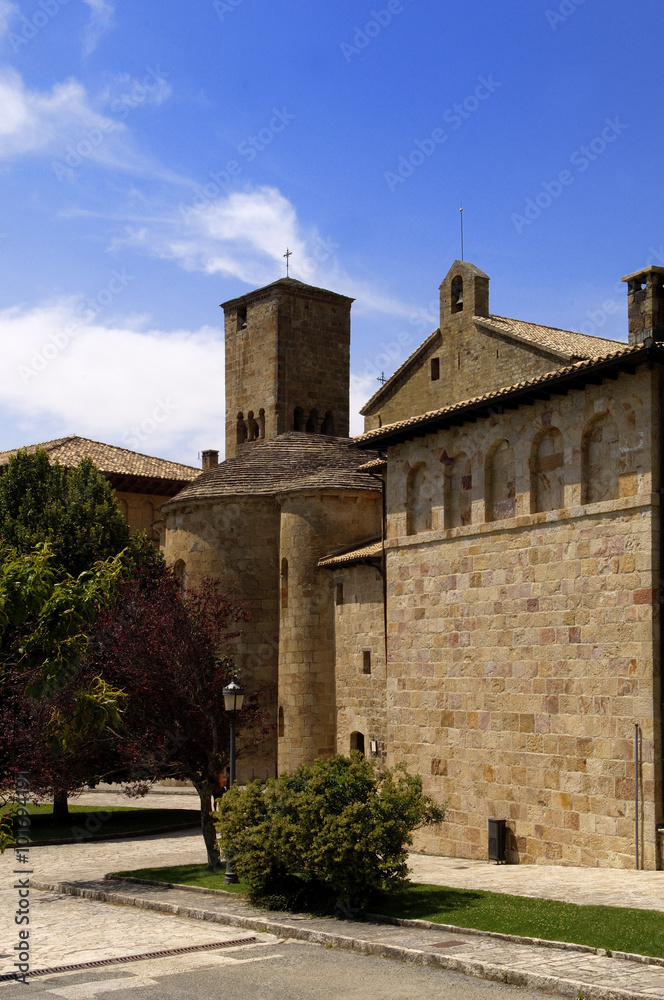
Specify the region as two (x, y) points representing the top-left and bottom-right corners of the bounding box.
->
(622, 265), (664, 346)
(222, 278), (354, 459)
(439, 259), (490, 328)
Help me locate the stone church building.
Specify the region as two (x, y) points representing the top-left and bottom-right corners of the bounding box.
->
(162, 260), (664, 870)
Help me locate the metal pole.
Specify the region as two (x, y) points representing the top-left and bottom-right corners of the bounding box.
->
(224, 712), (238, 884)
(229, 712), (236, 788)
(635, 723), (640, 871)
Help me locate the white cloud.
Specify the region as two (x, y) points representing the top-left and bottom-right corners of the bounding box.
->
(118, 185), (417, 318)
(101, 70), (172, 111)
(0, 68), (115, 159)
(0, 297), (225, 464)
(82, 0), (114, 56)
(0, 66), (183, 182)
(0, 0), (17, 38)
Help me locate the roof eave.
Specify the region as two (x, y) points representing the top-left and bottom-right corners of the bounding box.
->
(354, 344), (655, 449)
(360, 329), (441, 415)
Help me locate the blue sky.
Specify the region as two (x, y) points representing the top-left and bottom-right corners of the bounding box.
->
(0, 0), (661, 465)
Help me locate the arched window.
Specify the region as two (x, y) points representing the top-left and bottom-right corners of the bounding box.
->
(583, 413), (619, 504)
(141, 499), (156, 537)
(236, 412), (247, 445)
(451, 275), (464, 314)
(443, 451), (472, 528)
(321, 410), (334, 435)
(486, 439), (515, 521)
(258, 408), (265, 439)
(278, 706), (284, 738)
(406, 462), (433, 535)
(294, 406), (305, 431)
(531, 427), (565, 513)
(174, 559), (187, 593)
(280, 557), (288, 610)
(350, 731), (365, 755)
(306, 408), (318, 433)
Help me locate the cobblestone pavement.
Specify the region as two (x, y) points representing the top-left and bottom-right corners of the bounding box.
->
(0, 885), (272, 974)
(6, 791), (664, 997)
(28, 876), (664, 999)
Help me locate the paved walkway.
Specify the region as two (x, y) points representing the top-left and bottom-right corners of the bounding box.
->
(6, 788), (664, 998)
(408, 854), (664, 913)
(26, 785), (664, 912)
(26, 875), (664, 999)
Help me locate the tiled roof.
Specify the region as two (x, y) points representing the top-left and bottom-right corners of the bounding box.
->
(360, 315), (623, 415)
(360, 330), (440, 415)
(476, 315), (622, 360)
(357, 458), (387, 472)
(163, 433), (380, 506)
(222, 276), (354, 309)
(0, 436), (200, 483)
(318, 539), (383, 568)
(354, 342), (646, 448)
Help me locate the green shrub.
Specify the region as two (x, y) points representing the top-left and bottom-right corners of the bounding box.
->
(215, 752), (445, 914)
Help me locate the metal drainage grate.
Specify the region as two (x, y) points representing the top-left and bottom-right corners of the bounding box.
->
(0, 937), (257, 982)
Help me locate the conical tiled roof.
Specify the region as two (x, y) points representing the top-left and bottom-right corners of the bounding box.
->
(163, 433), (379, 506)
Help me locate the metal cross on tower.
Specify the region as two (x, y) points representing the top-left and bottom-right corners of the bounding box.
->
(283, 247), (292, 277)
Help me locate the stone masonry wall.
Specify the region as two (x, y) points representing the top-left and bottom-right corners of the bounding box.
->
(163, 496), (281, 780)
(278, 490), (381, 774)
(366, 325), (581, 432)
(382, 367), (662, 868)
(276, 287), (350, 440)
(224, 284), (351, 458)
(364, 265), (588, 432)
(116, 489), (171, 542)
(224, 296), (278, 459)
(332, 563), (387, 763)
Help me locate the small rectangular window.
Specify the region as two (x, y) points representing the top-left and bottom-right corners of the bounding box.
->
(281, 558), (288, 611)
(430, 357), (440, 381)
(336, 583), (344, 606)
(237, 305), (247, 330)
(362, 650), (371, 675)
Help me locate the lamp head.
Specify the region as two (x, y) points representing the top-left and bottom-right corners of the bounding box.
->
(223, 679), (245, 713)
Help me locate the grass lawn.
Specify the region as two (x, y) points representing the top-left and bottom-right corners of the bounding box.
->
(5, 804), (200, 842)
(371, 882), (664, 959)
(110, 864), (664, 959)
(111, 863), (247, 895)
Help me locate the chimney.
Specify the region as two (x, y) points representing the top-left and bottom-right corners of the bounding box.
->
(621, 265), (664, 346)
(201, 449), (219, 471)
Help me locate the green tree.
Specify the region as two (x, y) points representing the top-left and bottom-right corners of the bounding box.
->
(0, 449), (130, 577)
(0, 449), (162, 821)
(216, 753), (445, 914)
(0, 544), (139, 826)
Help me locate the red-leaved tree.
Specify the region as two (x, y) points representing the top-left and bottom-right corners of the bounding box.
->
(89, 572), (271, 867)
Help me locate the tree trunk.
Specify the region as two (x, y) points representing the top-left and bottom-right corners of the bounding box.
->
(197, 786), (221, 869)
(53, 789), (69, 822)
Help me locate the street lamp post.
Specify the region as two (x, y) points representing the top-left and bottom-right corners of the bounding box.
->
(222, 679), (244, 885)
